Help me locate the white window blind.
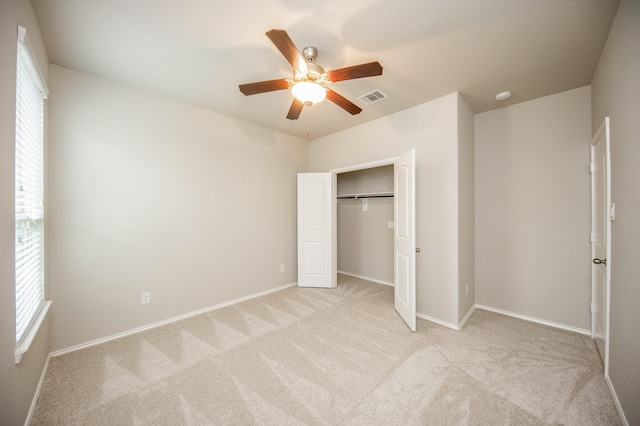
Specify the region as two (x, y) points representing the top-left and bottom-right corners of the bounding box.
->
(15, 26), (47, 346)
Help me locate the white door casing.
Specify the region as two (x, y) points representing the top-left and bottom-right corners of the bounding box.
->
(297, 173), (336, 288)
(394, 149), (416, 331)
(590, 117), (611, 375)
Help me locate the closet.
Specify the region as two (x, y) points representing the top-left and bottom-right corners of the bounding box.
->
(297, 149), (416, 330)
(336, 165), (395, 286)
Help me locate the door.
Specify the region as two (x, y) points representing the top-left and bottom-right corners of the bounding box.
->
(297, 173), (336, 288)
(590, 117), (611, 371)
(394, 149), (416, 331)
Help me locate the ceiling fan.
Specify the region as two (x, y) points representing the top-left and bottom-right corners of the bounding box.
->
(239, 29), (383, 120)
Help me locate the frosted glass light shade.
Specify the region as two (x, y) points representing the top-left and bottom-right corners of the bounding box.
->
(292, 81), (326, 105)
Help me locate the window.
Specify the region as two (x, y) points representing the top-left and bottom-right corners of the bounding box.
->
(15, 26), (49, 363)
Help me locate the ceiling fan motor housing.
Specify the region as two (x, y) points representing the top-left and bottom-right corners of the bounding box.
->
(293, 46), (326, 83)
(294, 62), (326, 83)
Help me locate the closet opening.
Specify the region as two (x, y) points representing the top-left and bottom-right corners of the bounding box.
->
(336, 165), (395, 287)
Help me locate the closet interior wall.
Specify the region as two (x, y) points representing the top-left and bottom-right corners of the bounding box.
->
(337, 165), (394, 285)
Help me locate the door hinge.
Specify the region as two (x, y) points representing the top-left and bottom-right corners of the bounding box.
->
(589, 162), (596, 173)
(590, 302), (595, 313)
(609, 203), (616, 220)
(590, 233), (596, 243)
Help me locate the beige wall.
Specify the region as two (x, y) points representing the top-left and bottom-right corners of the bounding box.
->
(0, 1), (51, 424)
(475, 86), (592, 331)
(337, 166), (394, 284)
(310, 92), (474, 326)
(591, 0), (640, 422)
(337, 198), (394, 283)
(47, 66), (308, 351)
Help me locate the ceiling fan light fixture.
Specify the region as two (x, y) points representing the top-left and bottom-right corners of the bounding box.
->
(292, 81), (326, 106)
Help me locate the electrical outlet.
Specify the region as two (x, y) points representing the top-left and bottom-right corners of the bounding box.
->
(141, 292), (151, 304)
(280, 264), (286, 272)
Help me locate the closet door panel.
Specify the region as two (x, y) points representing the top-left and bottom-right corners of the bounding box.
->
(297, 173), (336, 288)
(394, 149), (416, 331)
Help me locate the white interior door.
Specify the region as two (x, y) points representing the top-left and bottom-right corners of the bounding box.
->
(297, 173), (336, 288)
(590, 117), (611, 372)
(394, 149), (416, 331)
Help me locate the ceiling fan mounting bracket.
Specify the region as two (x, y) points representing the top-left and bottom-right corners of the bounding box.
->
(302, 46), (318, 62)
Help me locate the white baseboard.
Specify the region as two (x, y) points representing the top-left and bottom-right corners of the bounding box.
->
(606, 375), (629, 426)
(474, 304), (591, 336)
(458, 305), (475, 328)
(50, 282), (298, 358)
(25, 352), (52, 426)
(415, 306), (475, 331)
(337, 270), (394, 287)
(416, 312), (462, 330)
(417, 303), (592, 336)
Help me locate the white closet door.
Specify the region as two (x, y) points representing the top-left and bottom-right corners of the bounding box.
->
(297, 173), (336, 288)
(394, 149), (416, 331)
(591, 117), (611, 372)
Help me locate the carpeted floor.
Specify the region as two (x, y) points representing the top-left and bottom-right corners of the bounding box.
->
(31, 275), (621, 425)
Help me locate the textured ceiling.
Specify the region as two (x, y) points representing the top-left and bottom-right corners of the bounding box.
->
(32, 0), (620, 140)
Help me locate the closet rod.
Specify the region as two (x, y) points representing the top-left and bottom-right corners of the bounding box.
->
(337, 192), (394, 199)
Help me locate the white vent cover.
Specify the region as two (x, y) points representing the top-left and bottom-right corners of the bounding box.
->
(358, 89), (388, 105)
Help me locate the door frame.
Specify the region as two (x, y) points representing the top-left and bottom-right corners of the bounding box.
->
(590, 116), (611, 377)
(330, 157), (400, 287)
(330, 154), (417, 330)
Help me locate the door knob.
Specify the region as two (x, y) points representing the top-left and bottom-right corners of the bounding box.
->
(415, 248), (421, 253)
(593, 258), (606, 265)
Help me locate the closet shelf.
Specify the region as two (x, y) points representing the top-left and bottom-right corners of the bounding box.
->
(337, 191), (394, 199)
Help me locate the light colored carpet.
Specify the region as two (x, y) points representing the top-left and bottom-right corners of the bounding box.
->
(31, 275), (621, 425)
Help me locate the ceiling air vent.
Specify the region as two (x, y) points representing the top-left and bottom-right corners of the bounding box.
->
(358, 89), (387, 105)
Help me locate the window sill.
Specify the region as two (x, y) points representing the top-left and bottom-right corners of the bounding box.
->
(15, 300), (51, 364)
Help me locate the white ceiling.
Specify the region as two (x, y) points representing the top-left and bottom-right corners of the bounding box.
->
(32, 0), (620, 140)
